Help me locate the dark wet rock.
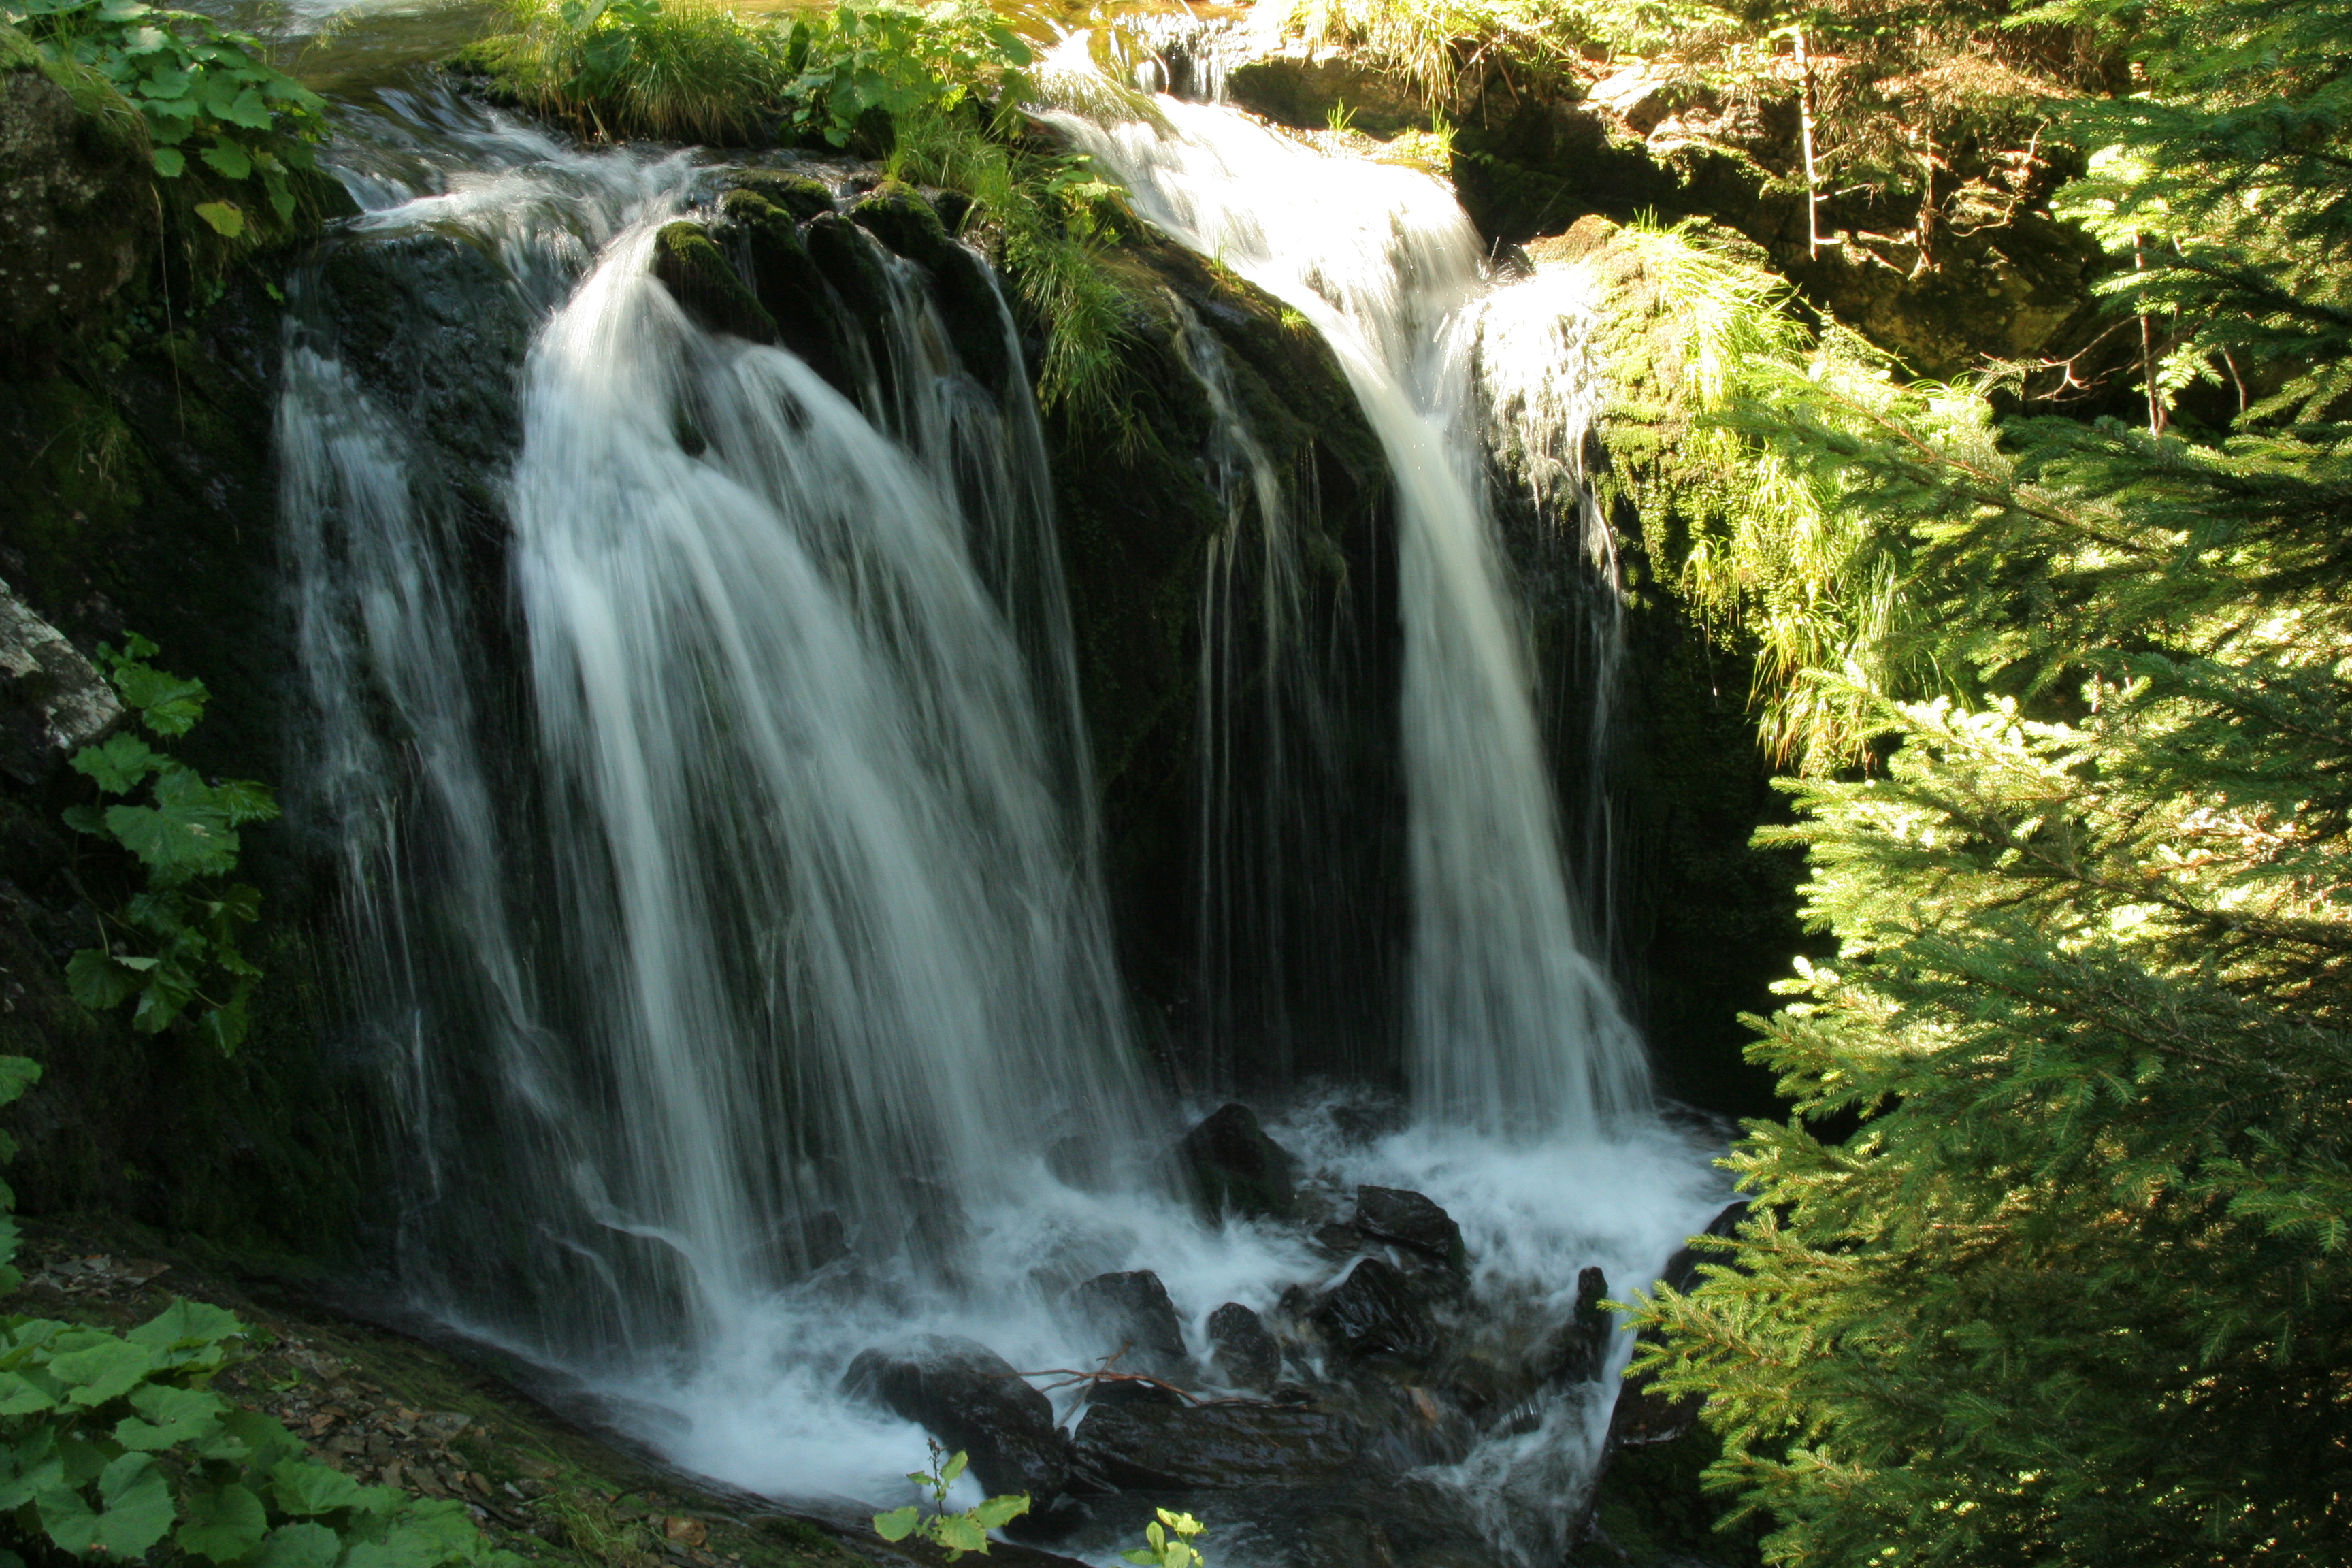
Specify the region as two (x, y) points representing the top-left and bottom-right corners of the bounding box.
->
(728, 169), (836, 222)
(1067, 1269), (1188, 1376)
(1313, 1258), (1438, 1365)
(1351, 1186), (1463, 1271)
(1083, 1377), (1186, 1411)
(847, 179), (1010, 389)
(1072, 1400), (1360, 1490)
(0, 579), (120, 783)
(842, 1335), (1070, 1501)
(1181, 1103), (1297, 1218)
(0, 56), (151, 346)
(1541, 1266), (1612, 1384)
(651, 220), (777, 345)
(713, 187), (853, 396)
(1207, 1302), (1281, 1391)
(1312, 1222), (1362, 1256)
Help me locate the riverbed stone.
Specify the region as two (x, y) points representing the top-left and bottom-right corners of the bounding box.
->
(1351, 1186), (1464, 1271)
(1313, 1257), (1439, 1365)
(841, 1335), (1070, 1501)
(1207, 1301), (1281, 1391)
(1067, 1269), (1189, 1377)
(1072, 1399), (1359, 1490)
(1181, 1102), (1297, 1218)
(0, 579), (120, 783)
(650, 220), (777, 345)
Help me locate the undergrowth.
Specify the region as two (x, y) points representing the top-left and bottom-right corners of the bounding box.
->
(463, 0), (1152, 425)
(3, 0), (330, 261)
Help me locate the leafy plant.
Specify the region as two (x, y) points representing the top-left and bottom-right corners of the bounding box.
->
(62, 635), (278, 1056)
(1122, 1507), (1205, 1568)
(870, 1444), (1028, 1558)
(466, 0), (793, 143)
(0, 1060), (518, 1567)
(780, 1), (1034, 149)
(3, 0), (329, 243)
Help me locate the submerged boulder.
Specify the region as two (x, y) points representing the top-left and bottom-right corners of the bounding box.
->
(1181, 1103), (1297, 1218)
(1207, 1301), (1282, 1391)
(1067, 1269), (1189, 1377)
(1073, 1400), (1359, 1490)
(1350, 1186), (1464, 1271)
(841, 1335), (1069, 1501)
(1313, 1258), (1439, 1365)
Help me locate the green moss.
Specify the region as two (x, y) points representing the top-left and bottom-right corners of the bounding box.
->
(650, 218), (777, 343)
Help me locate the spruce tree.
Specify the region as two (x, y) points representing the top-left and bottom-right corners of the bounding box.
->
(1630, 1), (2352, 1562)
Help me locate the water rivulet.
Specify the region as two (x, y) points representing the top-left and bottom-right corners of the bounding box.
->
(280, 69), (1724, 1568)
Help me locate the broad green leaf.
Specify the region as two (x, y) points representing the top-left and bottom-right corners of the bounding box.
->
(69, 732), (164, 795)
(0, 1056), (40, 1106)
(196, 1410), (301, 1468)
(222, 86), (272, 129)
(970, 1494), (1029, 1529)
(34, 1481), (98, 1555)
(270, 1458), (371, 1518)
(94, 1452), (177, 1558)
(932, 1514), (988, 1554)
(193, 200), (246, 238)
(940, 1450), (968, 1484)
(872, 1507), (919, 1542)
(340, 1501), (484, 1568)
(177, 1481), (270, 1562)
(129, 958), (198, 1034)
(0, 1450), (64, 1513)
(248, 1522), (343, 1568)
(201, 140), (252, 180)
(48, 1335), (159, 1405)
(102, 794), (238, 883)
(118, 1383), (227, 1450)
(199, 990), (252, 1056)
(210, 779), (279, 826)
(67, 949), (146, 1012)
(128, 1296), (246, 1352)
(61, 804), (108, 836)
(0, 1372), (59, 1417)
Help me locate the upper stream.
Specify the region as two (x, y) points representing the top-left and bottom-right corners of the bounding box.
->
(274, 24), (1728, 1568)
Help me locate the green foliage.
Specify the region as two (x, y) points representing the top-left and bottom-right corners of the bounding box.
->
(466, 0), (792, 142)
(62, 634), (278, 1056)
(2, 0), (328, 251)
(869, 1445), (1028, 1560)
(1623, 3), (2352, 1563)
(0, 1063), (517, 1568)
(779, 1), (1033, 148)
(1121, 1507), (1205, 1568)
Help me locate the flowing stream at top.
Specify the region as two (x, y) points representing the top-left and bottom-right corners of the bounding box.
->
(1051, 85), (1649, 1139)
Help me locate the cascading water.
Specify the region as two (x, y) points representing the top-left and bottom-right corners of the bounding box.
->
(273, 32), (1728, 1568)
(1051, 89), (1649, 1139)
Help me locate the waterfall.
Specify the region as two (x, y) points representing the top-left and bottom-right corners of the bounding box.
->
(284, 119), (1155, 1362)
(1054, 93), (1650, 1139)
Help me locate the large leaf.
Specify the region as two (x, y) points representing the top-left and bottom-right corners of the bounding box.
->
(200, 139), (252, 180)
(128, 1297), (245, 1352)
(67, 948), (149, 1013)
(104, 777), (239, 883)
(70, 732), (165, 795)
(269, 1458), (372, 1518)
(0, 1373), (61, 1418)
(108, 659), (206, 734)
(95, 1452), (178, 1558)
(248, 1522), (343, 1568)
(192, 201), (246, 239)
(340, 1501), (487, 1568)
(118, 1383), (227, 1450)
(48, 1335), (159, 1405)
(0, 1056), (41, 1107)
(176, 1481), (270, 1563)
(195, 1410), (302, 1469)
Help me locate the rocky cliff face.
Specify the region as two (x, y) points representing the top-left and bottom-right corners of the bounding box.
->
(0, 41), (153, 353)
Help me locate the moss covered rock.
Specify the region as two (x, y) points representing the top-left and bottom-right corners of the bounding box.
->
(0, 36), (152, 349)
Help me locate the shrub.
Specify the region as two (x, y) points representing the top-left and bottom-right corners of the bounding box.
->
(1, 0), (329, 250)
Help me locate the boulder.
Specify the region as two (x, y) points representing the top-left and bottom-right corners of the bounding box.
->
(1350, 1187), (1463, 1271)
(1066, 1269), (1188, 1377)
(1206, 1302), (1281, 1391)
(0, 581), (120, 783)
(840, 1335), (1069, 1501)
(1313, 1258), (1439, 1365)
(1073, 1400), (1359, 1490)
(1181, 1103), (1297, 1218)
(0, 52), (152, 346)
(1658, 1200), (1749, 1294)
(649, 220), (776, 345)
(1539, 1266), (1611, 1384)
(1608, 1204), (1748, 1448)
